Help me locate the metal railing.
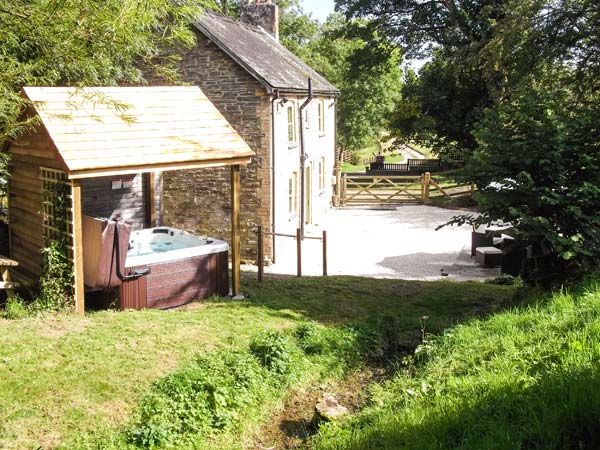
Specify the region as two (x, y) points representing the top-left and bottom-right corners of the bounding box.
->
(256, 226), (327, 281)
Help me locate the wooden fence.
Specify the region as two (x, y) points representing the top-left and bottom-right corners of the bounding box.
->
(366, 158), (455, 175)
(340, 172), (475, 205)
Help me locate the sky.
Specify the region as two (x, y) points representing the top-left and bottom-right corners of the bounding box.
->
(301, 0), (335, 22)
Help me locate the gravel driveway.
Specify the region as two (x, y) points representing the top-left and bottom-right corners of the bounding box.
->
(261, 205), (499, 282)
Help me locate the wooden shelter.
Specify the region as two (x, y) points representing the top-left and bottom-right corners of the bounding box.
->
(8, 86), (254, 314)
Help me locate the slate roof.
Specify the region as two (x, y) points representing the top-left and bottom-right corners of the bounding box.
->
(194, 11), (339, 96)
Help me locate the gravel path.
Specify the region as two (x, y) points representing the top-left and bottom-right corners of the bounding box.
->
(258, 205), (499, 282)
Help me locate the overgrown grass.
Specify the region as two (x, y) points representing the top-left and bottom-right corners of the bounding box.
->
(313, 276), (600, 450)
(0, 275), (517, 449)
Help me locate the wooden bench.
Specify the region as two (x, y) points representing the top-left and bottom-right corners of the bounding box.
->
(0, 256), (21, 298)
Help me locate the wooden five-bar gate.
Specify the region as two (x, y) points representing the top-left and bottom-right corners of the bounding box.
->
(339, 172), (475, 206)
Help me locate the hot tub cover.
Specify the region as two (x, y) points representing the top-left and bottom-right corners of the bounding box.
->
(22, 86), (255, 178)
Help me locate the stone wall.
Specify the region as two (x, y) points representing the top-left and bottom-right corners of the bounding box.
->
(81, 174), (147, 230)
(157, 35), (272, 260)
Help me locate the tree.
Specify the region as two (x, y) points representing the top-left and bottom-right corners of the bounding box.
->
(304, 14), (403, 151)
(338, 0), (600, 279)
(466, 73), (600, 281)
(0, 0), (209, 143)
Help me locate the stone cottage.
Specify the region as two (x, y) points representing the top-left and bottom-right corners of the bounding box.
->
(155, 0), (339, 261)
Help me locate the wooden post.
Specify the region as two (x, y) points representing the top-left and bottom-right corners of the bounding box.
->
(144, 172), (156, 227)
(231, 165), (241, 296)
(333, 163), (342, 207)
(296, 228), (302, 277)
(257, 225), (264, 282)
(322, 230), (327, 276)
(2, 268), (14, 298)
(71, 179), (85, 316)
(341, 174), (347, 205)
(420, 173), (425, 202)
(423, 172), (431, 204)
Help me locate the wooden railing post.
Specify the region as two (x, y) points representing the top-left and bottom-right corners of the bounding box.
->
(231, 164), (241, 297)
(322, 230), (327, 276)
(333, 163), (341, 207)
(257, 225), (264, 282)
(422, 171), (431, 204)
(296, 228), (302, 277)
(341, 174), (347, 205)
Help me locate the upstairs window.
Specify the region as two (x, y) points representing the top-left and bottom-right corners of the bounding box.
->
(318, 100), (325, 134)
(287, 104), (297, 145)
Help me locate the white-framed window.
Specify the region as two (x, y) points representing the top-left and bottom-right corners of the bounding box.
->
(318, 100), (325, 134)
(319, 157), (326, 192)
(286, 103), (297, 145)
(288, 172), (298, 216)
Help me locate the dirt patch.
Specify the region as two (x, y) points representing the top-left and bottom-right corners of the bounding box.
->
(34, 316), (93, 339)
(251, 366), (390, 450)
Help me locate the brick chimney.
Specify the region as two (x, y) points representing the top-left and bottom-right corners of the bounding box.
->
(241, 0), (279, 41)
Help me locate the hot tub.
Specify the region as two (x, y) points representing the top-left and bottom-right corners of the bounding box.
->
(119, 227), (229, 310)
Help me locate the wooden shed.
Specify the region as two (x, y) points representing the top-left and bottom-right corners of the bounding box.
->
(8, 86), (254, 314)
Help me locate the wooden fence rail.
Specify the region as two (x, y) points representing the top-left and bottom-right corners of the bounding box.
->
(340, 172), (475, 205)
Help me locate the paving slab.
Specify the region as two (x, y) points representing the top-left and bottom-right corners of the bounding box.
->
(251, 205), (500, 282)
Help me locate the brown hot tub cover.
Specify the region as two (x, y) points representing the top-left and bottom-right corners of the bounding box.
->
(82, 216), (132, 289)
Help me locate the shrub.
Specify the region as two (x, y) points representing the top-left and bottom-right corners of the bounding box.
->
(128, 350), (265, 448)
(2, 294), (28, 319)
(36, 240), (73, 311)
(249, 330), (295, 375)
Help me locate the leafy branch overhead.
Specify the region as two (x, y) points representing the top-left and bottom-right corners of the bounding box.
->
(0, 0), (210, 142)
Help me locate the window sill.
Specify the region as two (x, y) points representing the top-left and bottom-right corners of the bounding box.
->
(288, 143), (298, 150)
(319, 133), (326, 138)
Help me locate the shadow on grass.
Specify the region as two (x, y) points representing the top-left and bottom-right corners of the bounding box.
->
(228, 273), (522, 335)
(326, 366), (600, 450)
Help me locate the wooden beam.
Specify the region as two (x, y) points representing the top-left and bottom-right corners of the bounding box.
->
(231, 164), (241, 297)
(68, 156), (253, 180)
(71, 179), (85, 315)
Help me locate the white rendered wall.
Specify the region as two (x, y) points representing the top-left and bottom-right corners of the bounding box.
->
(272, 96), (336, 239)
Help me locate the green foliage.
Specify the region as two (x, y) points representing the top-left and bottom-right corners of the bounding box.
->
(249, 330), (295, 375)
(314, 277), (600, 450)
(126, 319), (417, 448)
(37, 179), (74, 311)
(1, 295), (29, 319)
(37, 241), (74, 311)
(466, 74), (600, 282)
(340, 0), (600, 281)
(128, 349), (265, 447)
(304, 14), (403, 150)
(0, 275), (518, 448)
(0, 0), (207, 142)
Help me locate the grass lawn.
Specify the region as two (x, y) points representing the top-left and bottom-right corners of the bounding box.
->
(314, 276), (600, 450)
(0, 275), (518, 449)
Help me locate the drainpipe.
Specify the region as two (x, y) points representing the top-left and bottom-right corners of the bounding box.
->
(270, 89), (279, 263)
(298, 78), (313, 237)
